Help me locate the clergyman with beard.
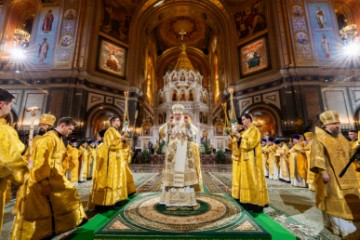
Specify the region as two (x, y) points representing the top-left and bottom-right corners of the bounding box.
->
(159, 104), (201, 207)
(310, 110), (360, 238)
(23, 113), (56, 168)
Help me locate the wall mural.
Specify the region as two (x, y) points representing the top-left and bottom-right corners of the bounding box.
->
(308, 2), (338, 63)
(100, 0), (135, 44)
(32, 7), (60, 66)
(54, 0), (81, 69)
(239, 35), (270, 77)
(225, 0), (267, 43)
(287, 0), (315, 66)
(97, 36), (127, 79)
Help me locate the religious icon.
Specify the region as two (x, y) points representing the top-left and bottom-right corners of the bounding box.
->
(316, 6), (326, 29)
(240, 36), (269, 77)
(105, 51), (121, 71)
(61, 35), (72, 47)
(296, 32), (308, 44)
(247, 51), (261, 69)
(189, 91), (194, 101)
(64, 9), (76, 20)
(42, 10), (54, 33)
(97, 37), (126, 77)
(321, 34), (331, 59)
(292, 5), (303, 17)
(38, 38), (49, 63)
(180, 91), (186, 101)
(172, 90), (177, 101)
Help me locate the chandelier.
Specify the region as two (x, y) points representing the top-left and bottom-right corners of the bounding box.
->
(340, 24), (358, 43)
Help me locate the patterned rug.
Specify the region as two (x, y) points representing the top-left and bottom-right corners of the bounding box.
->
(208, 172), (321, 240)
(94, 192), (271, 240)
(131, 168), (321, 240)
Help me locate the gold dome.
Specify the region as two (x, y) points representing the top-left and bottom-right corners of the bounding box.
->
(174, 43), (195, 72)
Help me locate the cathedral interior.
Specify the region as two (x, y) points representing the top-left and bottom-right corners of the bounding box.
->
(1, 0), (360, 239)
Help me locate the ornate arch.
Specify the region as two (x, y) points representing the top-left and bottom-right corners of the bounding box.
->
(241, 103), (283, 136)
(85, 104), (123, 137)
(128, 0), (238, 90)
(0, 0), (40, 52)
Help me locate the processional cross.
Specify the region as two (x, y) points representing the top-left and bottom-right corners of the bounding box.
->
(179, 29), (187, 40)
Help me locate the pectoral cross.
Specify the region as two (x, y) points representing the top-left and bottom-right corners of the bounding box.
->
(179, 29), (187, 41)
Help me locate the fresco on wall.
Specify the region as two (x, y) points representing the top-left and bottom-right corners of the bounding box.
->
(239, 35), (270, 77)
(287, 1), (315, 66)
(32, 7), (59, 66)
(97, 37), (127, 78)
(225, 0), (267, 42)
(100, 0), (142, 44)
(54, 0), (81, 68)
(308, 3), (332, 30)
(308, 2), (338, 64)
(313, 32), (335, 62)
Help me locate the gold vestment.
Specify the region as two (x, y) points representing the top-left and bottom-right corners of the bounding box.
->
(238, 124), (269, 206)
(278, 143), (290, 179)
(267, 145), (279, 175)
(0, 121), (28, 234)
(11, 130), (86, 239)
(304, 143), (315, 186)
(78, 146), (89, 180)
(289, 143), (307, 180)
(310, 127), (360, 220)
(66, 145), (79, 182)
(89, 127), (128, 206)
(87, 146), (96, 178)
(23, 135), (42, 166)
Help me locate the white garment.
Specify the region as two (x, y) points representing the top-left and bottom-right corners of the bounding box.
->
(326, 213), (360, 238)
(291, 174), (307, 187)
(269, 163), (279, 180)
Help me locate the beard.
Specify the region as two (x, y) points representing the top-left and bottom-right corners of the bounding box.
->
(38, 128), (47, 136)
(38, 127), (52, 136)
(327, 128), (339, 137)
(173, 118), (184, 125)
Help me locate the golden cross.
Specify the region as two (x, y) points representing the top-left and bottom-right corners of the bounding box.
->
(179, 29), (187, 40)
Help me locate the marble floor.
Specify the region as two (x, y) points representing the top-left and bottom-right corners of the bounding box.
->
(1, 164), (340, 240)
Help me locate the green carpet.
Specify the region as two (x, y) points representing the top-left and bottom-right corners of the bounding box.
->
(69, 171), (296, 240)
(250, 212), (296, 240)
(94, 192), (271, 240)
(69, 193), (296, 240)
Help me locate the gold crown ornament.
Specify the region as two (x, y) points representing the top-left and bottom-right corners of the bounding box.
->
(304, 132), (313, 140)
(39, 113), (56, 127)
(319, 110), (340, 126)
(171, 104), (184, 114)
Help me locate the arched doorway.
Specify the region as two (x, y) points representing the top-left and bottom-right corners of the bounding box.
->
(85, 105), (123, 138)
(242, 104), (282, 137)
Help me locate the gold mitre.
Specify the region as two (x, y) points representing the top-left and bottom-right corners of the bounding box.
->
(319, 110), (340, 126)
(39, 113), (56, 126)
(172, 104), (184, 114)
(304, 132), (313, 140)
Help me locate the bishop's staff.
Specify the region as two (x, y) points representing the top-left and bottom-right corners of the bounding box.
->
(25, 106), (41, 158)
(122, 91), (130, 134)
(228, 87), (238, 131)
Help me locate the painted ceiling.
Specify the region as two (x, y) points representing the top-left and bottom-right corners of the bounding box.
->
(100, 0), (252, 51)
